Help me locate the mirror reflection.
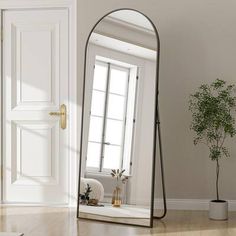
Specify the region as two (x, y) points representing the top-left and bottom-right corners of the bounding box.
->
(78, 9), (158, 227)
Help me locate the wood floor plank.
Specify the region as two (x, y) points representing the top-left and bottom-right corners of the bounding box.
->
(0, 206), (235, 236)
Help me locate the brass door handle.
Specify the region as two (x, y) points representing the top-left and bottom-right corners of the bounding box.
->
(49, 104), (67, 129)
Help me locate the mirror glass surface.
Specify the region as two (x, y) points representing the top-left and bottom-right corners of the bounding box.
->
(78, 9), (158, 227)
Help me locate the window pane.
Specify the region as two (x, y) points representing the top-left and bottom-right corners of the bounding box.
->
(91, 90), (105, 116)
(103, 145), (121, 169)
(109, 68), (128, 95)
(86, 142), (101, 168)
(88, 116), (103, 142)
(105, 119), (123, 145)
(107, 94), (125, 120)
(93, 63), (108, 91)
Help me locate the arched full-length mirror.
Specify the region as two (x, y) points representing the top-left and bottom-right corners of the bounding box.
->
(77, 9), (162, 227)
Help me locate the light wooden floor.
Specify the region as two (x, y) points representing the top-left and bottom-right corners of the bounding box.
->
(0, 206), (236, 235)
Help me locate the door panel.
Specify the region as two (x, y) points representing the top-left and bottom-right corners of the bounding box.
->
(11, 121), (59, 185)
(12, 16), (60, 110)
(15, 24), (59, 108)
(3, 9), (69, 204)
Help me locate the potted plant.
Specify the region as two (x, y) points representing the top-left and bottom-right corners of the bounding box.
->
(79, 184), (92, 205)
(189, 79), (236, 220)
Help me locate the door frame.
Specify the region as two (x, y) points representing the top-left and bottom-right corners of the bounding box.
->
(0, 0), (78, 206)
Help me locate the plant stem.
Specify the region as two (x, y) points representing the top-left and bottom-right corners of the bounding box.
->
(216, 159), (220, 201)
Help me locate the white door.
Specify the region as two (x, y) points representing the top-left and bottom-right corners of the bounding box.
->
(3, 9), (69, 204)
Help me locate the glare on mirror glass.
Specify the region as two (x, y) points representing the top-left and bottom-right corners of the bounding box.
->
(78, 9), (157, 227)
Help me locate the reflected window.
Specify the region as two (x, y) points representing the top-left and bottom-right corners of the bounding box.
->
(86, 59), (138, 174)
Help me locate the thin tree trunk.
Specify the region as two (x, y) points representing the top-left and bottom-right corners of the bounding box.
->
(216, 159), (220, 201)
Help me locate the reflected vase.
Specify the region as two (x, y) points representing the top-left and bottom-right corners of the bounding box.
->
(112, 186), (122, 207)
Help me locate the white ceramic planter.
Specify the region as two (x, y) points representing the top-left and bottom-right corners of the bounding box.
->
(209, 200), (228, 220)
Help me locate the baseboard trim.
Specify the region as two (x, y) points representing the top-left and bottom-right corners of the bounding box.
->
(154, 198), (236, 211)
(1, 202), (73, 207)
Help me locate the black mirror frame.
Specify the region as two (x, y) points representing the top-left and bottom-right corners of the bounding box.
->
(76, 8), (167, 228)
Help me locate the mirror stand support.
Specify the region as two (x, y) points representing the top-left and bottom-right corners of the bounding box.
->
(154, 108), (167, 219)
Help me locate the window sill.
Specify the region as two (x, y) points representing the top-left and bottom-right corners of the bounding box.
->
(85, 171), (112, 178)
(85, 170), (132, 178)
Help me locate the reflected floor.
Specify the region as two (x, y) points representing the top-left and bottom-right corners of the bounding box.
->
(79, 203), (150, 226)
(79, 204), (150, 218)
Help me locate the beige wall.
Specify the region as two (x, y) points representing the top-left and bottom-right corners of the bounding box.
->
(77, 0), (236, 200)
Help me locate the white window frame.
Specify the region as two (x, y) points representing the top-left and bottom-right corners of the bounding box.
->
(82, 43), (147, 178)
(86, 60), (132, 174)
